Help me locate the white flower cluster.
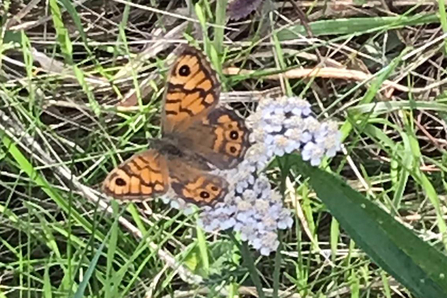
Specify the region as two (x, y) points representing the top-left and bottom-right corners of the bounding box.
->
(198, 167), (293, 256)
(246, 96), (342, 167)
(162, 96), (342, 255)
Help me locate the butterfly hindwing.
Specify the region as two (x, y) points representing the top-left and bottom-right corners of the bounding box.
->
(166, 156), (229, 205)
(179, 107), (251, 169)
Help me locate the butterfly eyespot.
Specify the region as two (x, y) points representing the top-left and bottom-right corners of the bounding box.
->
(200, 191), (210, 199)
(115, 178), (127, 186)
(229, 130), (239, 140)
(229, 146), (237, 153)
(178, 65), (190, 77)
(211, 186), (219, 192)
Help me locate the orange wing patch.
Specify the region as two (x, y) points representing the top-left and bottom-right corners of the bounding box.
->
(203, 108), (251, 169)
(102, 150), (169, 201)
(171, 175), (228, 205)
(167, 157), (228, 205)
(162, 46), (221, 133)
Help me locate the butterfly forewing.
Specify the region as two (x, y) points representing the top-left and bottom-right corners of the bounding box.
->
(102, 150), (169, 201)
(162, 46), (221, 134)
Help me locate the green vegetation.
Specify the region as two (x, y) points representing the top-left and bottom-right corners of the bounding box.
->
(1, 0), (447, 297)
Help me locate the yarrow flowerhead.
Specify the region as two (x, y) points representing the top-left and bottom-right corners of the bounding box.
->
(246, 96), (342, 164)
(163, 96), (342, 255)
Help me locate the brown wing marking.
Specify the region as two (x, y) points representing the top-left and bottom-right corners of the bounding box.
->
(167, 157), (228, 205)
(162, 45), (221, 133)
(179, 107), (251, 169)
(102, 150), (169, 201)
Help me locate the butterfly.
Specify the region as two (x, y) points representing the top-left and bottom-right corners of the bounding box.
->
(102, 45), (251, 205)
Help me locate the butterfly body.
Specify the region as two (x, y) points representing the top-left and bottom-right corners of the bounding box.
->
(103, 46), (250, 205)
(150, 136), (212, 171)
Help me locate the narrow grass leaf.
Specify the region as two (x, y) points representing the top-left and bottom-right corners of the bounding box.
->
(49, 0), (73, 63)
(214, 0), (227, 53)
(57, 0), (88, 45)
(73, 232), (108, 298)
(105, 202), (120, 298)
(195, 216), (210, 275)
(277, 14), (439, 39)
(437, 0), (447, 52)
(349, 101), (447, 116)
(340, 48), (407, 142)
(43, 257), (53, 298)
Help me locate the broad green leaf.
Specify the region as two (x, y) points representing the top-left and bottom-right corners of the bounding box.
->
(294, 156), (447, 298)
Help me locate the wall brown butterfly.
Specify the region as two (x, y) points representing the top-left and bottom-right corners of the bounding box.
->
(102, 45), (250, 205)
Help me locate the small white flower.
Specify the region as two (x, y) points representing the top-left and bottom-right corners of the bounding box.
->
(304, 116), (321, 134)
(254, 199), (270, 216)
(277, 209), (294, 229)
(318, 131), (342, 157)
(255, 215), (277, 232)
(289, 98), (311, 117)
(251, 236), (262, 250)
(220, 217), (236, 230)
(201, 205), (213, 213)
(302, 141), (325, 166)
(245, 144), (266, 161)
(284, 115), (305, 129)
(239, 221), (258, 242)
(265, 111), (286, 124)
(264, 123), (283, 133)
(258, 232), (280, 256)
(259, 97), (275, 110)
(264, 134), (275, 146)
(236, 211), (254, 223)
(313, 122), (330, 140)
(284, 127), (306, 145)
(245, 144), (270, 170)
(237, 199), (254, 212)
(326, 120), (339, 132)
(267, 203), (282, 219)
(272, 135), (297, 156)
(223, 205), (237, 215)
(253, 175), (270, 194)
(223, 193), (238, 205)
(170, 199), (182, 210)
(246, 113), (262, 130)
(251, 127), (266, 143)
(198, 214), (220, 232)
(276, 96), (291, 111)
(269, 191), (282, 204)
(259, 187), (272, 200)
(242, 189), (257, 202)
(235, 183), (247, 194)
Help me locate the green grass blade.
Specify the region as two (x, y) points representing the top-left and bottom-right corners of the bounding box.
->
(73, 231), (108, 298)
(277, 14), (439, 39)
(214, 0), (227, 53)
